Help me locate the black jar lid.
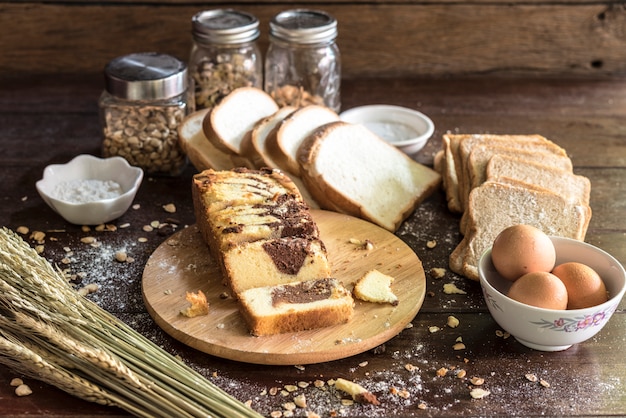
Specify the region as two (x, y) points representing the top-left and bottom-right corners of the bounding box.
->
(269, 9), (337, 44)
(104, 52), (188, 101)
(192, 9), (260, 44)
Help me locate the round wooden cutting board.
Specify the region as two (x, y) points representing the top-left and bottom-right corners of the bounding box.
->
(142, 210), (426, 365)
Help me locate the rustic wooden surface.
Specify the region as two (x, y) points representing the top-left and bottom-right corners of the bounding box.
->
(142, 213), (426, 366)
(0, 75), (625, 417)
(2, 1), (626, 79)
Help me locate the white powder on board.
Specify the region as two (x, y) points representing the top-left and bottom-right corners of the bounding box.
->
(52, 179), (123, 203)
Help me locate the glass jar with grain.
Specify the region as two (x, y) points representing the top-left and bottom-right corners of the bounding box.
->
(264, 9), (341, 112)
(99, 52), (189, 176)
(189, 9), (263, 110)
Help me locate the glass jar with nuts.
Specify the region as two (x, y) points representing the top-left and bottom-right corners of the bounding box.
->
(264, 9), (341, 112)
(99, 52), (189, 176)
(189, 9), (263, 110)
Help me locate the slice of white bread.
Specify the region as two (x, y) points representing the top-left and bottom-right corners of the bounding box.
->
(450, 180), (591, 281)
(442, 134), (567, 213)
(237, 278), (354, 336)
(486, 154), (590, 205)
(298, 121), (442, 232)
(178, 108), (239, 171)
(353, 269), (399, 306)
(202, 87), (279, 155)
(240, 106), (297, 169)
(266, 105), (340, 176)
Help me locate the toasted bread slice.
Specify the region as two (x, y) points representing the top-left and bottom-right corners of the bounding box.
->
(202, 87), (279, 155)
(266, 105), (340, 176)
(298, 121), (441, 232)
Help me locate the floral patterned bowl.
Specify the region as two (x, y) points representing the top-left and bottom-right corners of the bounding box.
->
(479, 236), (626, 351)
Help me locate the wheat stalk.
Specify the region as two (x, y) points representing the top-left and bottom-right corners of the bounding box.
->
(0, 227), (262, 418)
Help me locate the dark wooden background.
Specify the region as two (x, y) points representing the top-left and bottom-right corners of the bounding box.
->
(2, 0), (626, 80)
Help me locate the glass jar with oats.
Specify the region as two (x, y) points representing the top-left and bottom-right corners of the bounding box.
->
(189, 9), (262, 110)
(264, 9), (341, 112)
(99, 52), (189, 176)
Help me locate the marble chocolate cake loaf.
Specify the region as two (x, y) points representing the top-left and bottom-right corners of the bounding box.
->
(192, 168), (354, 336)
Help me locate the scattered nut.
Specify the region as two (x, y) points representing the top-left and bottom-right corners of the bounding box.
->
(453, 342), (466, 350)
(447, 315), (460, 328)
(16, 226), (29, 235)
(115, 251), (128, 262)
(469, 388), (490, 399)
(525, 373), (538, 382)
(470, 376), (485, 386)
(80, 236), (97, 244)
(10, 378), (23, 386)
(78, 283), (99, 296)
(426, 240), (437, 249)
(15, 384), (32, 397)
(163, 203), (176, 213)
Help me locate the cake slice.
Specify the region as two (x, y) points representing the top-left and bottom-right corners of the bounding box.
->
(222, 237), (331, 295)
(237, 278), (354, 336)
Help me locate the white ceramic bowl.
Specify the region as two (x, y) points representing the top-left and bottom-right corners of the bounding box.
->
(339, 104), (434, 155)
(479, 236), (626, 351)
(36, 154), (143, 225)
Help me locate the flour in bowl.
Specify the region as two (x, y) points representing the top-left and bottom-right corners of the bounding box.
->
(52, 179), (123, 203)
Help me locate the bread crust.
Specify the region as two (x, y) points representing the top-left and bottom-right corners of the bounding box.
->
(202, 87), (278, 155)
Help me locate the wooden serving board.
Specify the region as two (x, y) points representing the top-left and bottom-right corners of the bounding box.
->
(142, 210), (426, 365)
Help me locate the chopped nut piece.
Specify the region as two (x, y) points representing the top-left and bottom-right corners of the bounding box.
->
(418, 402), (427, 410)
(10, 378), (23, 386)
(284, 385), (298, 392)
(115, 251), (128, 262)
(30, 231), (45, 242)
(426, 240), (437, 248)
(163, 203), (176, 213)
(283, 402), (296, 411)
(78, 283), (99, 296)
(429, 326), (441, 333)
(359, 361), (368, 367)
(525, 373), (538, 382)
(436, 367), (448, 377)
(456, 369), (467, 379)
(405, 363), (418, 372)
(470, 376), (485, 385)
(80, 236), (97, 244)
(297, 381), (309, 388)
(447, 315), (460, 328)
(15, 384), (32, 397)
(334, 378), (379, 405)
(540, 379), (550, 388)
(443, 283), (467, 295)
(143, 225), (154, 232)
(453, 342), (466, 350)
(16, 226), (29, 235)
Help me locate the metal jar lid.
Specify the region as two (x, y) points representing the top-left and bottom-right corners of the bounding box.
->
(104, 52), (188, 101)
(269, 9), (337, 45)
(192, 9), (260, 44)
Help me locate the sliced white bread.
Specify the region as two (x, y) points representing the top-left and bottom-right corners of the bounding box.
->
(266, 105), (340, 176)
(450, 180), (591, 281)
(298, 121), (442, 232)
(178, 108), (240, 171)
(202, 87), (279, 155)
(240, 106), (297, 169)
(457, 136), (568, 210)
(486, 154), (590, 205)
(442, 134), (567, 213)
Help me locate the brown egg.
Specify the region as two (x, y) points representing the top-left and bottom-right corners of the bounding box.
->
(507, 271), (568, 310)
(552, 262), (608, 309)
(491, 224), (556, 281)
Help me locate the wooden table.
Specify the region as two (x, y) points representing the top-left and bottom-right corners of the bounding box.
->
(1, 75), (624, 417)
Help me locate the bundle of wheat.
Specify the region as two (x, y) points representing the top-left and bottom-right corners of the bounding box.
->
(0, 227), (261, 418)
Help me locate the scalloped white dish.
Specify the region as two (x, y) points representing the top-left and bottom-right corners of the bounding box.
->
(340, 104), (435, 154)
(36, 154), (143, 225)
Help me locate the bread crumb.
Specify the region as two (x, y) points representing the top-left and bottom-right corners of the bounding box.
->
(429, 267), (446, 279)
(443, 283), (467, 295)
(180, 290), (209, 317)
(353, 269), (398, 305)
(470, 388), (490, 399)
